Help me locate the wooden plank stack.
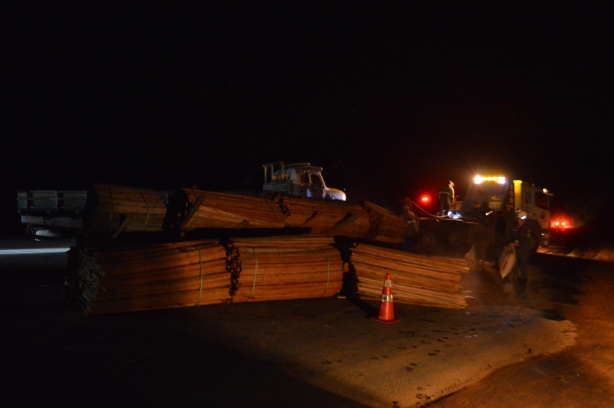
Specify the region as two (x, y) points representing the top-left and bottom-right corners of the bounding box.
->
(73, 181), (411, 250)
(86, 184), (167, 234)
(64, 182), (470, 316)
(67, 240), (230, 315)
(179, 189), (286, 230)
(174, 191), (408, 245)
(67, 236), (345, 315)
(277, 195), (371, 236)
(349, 243), (468, 309)
(362, 201), (410, 245)
(226, 236), (344, 303)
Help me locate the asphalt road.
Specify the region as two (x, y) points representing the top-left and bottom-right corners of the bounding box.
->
(1, 236), (612, 407)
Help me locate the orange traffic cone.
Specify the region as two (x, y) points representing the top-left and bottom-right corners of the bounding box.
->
(370, 273), (401, 324)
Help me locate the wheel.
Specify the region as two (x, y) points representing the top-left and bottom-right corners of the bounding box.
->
(446, 229), (466, 248)
(24, 224), (36, 239)
(527, 222), (541, 254)
(529, 232), (539, 254)
(419, 230), (438, 251)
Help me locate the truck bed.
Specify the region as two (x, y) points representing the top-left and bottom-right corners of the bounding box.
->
(17, 190), (88, 215)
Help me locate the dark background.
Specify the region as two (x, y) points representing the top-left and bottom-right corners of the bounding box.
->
(4, 2), (613, 231)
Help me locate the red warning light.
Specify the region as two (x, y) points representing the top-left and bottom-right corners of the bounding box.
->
(551, 218), (574, 229)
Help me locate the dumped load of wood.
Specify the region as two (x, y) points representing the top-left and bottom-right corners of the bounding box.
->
(274, 195), (370, 235)
(227, 236), (343, 303)
(362, 201), (412, 245)
(85, 184), (168, 236)
(67, 183), (469, 315)
(81, 184), (409, 245)
(67, 240), (229, 315)
(178, 190), (286, 230)
(349, 243), (468, 309)
(66, 234), (469, 315)
(67, 236), (343, 315)
(169, 187), (408, 244)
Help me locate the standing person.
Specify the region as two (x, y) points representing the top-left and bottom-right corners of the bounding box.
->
(437, 180), (455, 216)
(473, 212), (492, 270)
(505, 210), (532, 294)
(493, 210), (507, 270)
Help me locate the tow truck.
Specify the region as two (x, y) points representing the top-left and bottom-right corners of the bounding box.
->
(406, 175), (553, 254)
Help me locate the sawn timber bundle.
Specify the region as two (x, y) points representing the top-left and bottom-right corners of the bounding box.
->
(67, 236), (344, 315)
(179, 189), (286, 230)
(362, 201), (410, 245)
(67, 240), (229, 315)
(349, 243), (469, 309)
(226, 236), (343, 303)
(174, 188), (409, 244)
(84, 184), (167, 235)
(276, 195), (371, 236)
(81, 185), (410, 245)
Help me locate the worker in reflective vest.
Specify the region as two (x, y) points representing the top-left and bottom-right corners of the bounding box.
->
(438, 180), (455, 216)
(505, 210), (532, 294)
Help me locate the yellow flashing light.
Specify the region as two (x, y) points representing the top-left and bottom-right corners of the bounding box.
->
(474, 175), (506, 184)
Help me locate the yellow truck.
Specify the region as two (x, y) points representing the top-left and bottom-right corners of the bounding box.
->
(407, 175), (553, 253)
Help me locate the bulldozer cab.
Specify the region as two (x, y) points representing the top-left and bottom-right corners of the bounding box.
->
(262, 161), (328, 199)
(260, 161), (345, 200)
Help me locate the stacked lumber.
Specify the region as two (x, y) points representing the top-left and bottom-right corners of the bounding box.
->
(86, 184), (167, 234)
(66, 235), (345, 315)
(80, 182), (411, 248)
(362, 201), (409, 245)
(162, 188), (409, 245)
(179, 189), (285, 230)
(68, 240), (230, 315)
(226, 236), (344, 303)
(350, 243), (468, 309)
(278, 196), (371, 236)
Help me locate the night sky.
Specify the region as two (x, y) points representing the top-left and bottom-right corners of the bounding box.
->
(4, 2), (613, 228)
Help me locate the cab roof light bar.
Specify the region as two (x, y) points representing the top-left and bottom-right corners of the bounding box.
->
(474, 176), (506, 184)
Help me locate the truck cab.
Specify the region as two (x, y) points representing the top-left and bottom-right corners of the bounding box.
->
(261, 161), (346, 201)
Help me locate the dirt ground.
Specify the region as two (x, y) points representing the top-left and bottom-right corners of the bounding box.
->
(1, 233), (613, 407)
(426, 248), (614, 407)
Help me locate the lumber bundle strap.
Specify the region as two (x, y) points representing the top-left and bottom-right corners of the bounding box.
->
(225, 243), (242, 296)
(349, 243), (468, 309)
(277, 195), (291, 217)
(85, 184), (167, 234)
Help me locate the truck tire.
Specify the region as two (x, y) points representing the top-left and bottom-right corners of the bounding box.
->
(25, 224), (38, 239)
(418, 230), (438, 251)
(446, 229), (466, 248)
(527, 221), (541, 254)
(529, 231), (539, 254)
